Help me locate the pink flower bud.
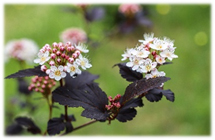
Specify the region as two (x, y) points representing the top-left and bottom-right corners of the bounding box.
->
(40, 89), (44, 93)
(52, 81), (56, 85)
(45, 76), (49, 80)
(46, 69), (51, 74)
(48, 84), (52, 88)
(65, 55), (69, 60)
(49, 61), (55, 66)
(41, 84), (46, 89)
(66, 42), (72, 47)
(41, 65), (47, 72)
(28, 86), (32, 91)
(44, 80), (48, 85)
(57, 58), (61, 63)
(68, 57), (74, 63)
(38, 77), (43, 82)
(56, 51), (61, 56)
(151, 51), (157, 56)
(52, 48), (57, 53)
(108, 96), (113, 102)
(115, 102), (121, 108)
(32, 78), (37, 83)
(61, 53), (66, 58)
(52, 42), (58, 47)
(58, 42), (64, 48)
(60, 47), (65, 51)
(71, 46), (75, 51)
(51, 53), (56, 59)
(35, 88), (39, 92)
(75, 50), (81, 56)
(72, 53), (78, 59)
(67, 47), (72, 52)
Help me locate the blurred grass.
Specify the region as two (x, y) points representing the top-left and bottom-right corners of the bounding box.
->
(4, 4), (210, 135)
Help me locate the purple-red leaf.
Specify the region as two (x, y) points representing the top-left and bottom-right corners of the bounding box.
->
(64, 71), (99, 90)
(123, 77), (170, 103)
(116, 97), (143, 122)
(15, 117), (41, 134)
(52, 83), (109, 121)
(114, 63), (143, 82)
(5, 65), (47, 79)
(145, 88), (163, 102)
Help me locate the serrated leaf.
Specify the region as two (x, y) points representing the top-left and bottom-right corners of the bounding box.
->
(161, 89), (175, 102)
(114, 63), (143, 82)
(47, 115), (65, 135)
(6, 123), (23, 135)
(116, 97), (143, 122)
(64, 71), (99, 90)
(17, 78), (32, 95)
(5, 65), (47, 79)
(123, 77), (170, 103)
(116, 108), (137, 122)
(145, 88), (163, 102)
(52, 83), (109, 121)
(15, 117), (41, 134)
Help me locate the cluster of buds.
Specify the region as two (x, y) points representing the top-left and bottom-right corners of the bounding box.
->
(34, 42), (92, 81)
(60, 28), (87, 44)
(118, 4), (142, 16)
(122, 33), (178, 80)
(106, 94), (121, 111)
(4, 38), (38, 64)
(28, 76), (56, 95)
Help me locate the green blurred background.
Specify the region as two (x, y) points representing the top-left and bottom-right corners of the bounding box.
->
(4, 4), (210, 135)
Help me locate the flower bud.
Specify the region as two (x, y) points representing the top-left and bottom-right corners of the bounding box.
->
(49, 61), (55, 66)
(51, 53), (56, 59)
(61, 53), (66, 58)
(60, 47), (65, 52)
(68, 57), (74, 63)
(57, 58), (61, 63)
(52, 48), (57, 53)
(52, 42), (58, 47)
(41, 65), (47, 72)
(56, 51), (61, 56)
(72, 53), (78, 59)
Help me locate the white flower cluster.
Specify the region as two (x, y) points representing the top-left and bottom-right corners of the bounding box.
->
(5, 38), (39, 64)
(34, 42), (92, 81)
(122, 33), (178, 80)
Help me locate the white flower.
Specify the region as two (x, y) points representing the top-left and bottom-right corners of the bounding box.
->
(139, 58), (157, 73)
(155, 55), (166, 64)
(48, 65), (66, 81)
(75, 43), (89, 53)
(121, 48), (136, 61)
(145, 68), (165, 79)
(163, 37), (174, 48)
(34, 51), (51, 65)
(76, 54), (92, 70)
(135, 48), (150, 58)
(139, 33), (154, 45)
(160, 49), (178, 61)
(66, 62), (82, 77)
(150, 39), (168, 50)
(5, 39), (39, 63)
(126, 57), (144, 71)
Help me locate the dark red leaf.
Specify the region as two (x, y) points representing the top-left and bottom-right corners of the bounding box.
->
(114, 63), (143, 82)
(52, 83), (109, 121)
(5, 65), (47, 79)
(123, 77), (170, 103)
(145, 88), (163, 102)
(15, 117), (41, 134)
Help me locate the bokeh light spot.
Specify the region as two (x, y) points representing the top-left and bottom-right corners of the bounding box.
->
(194, 32), (208, 46)
(156, 4), (171, 15)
